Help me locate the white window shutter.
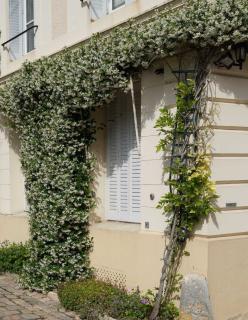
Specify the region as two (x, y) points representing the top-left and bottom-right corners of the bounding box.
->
(107, 93), (140, 223)
(125, 0), (134, 4)
(90, 0), (108, 20)
(107, 102), (120, 218)
(9, 0), (24, 60)
(129, 103), (140, 217)
(119, 101), (130, 216)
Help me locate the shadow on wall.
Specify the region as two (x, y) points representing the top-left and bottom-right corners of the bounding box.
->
(0, 115), (26, 215)
(90, 106), (107, 223)
(210, 58), (248, 98)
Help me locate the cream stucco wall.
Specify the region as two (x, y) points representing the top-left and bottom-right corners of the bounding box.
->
(140, 62), (176, 233)
(0, 125), (11, 214)
(208, 235), (248, 320)
(0, 214), (29, 242)
(90, 223), (209, 291)
(0, 121), (26, 216)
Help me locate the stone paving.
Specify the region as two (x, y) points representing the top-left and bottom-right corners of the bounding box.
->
(0, 274), (79, 320)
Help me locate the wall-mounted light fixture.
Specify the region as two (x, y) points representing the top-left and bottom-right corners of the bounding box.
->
(145, 222), (150, 229)
(214, 43), (247, 70)
(214, 52), (235, 69)
(80, 0), (89, 7)
(154, 68), (164, 75)
(226, 202), (237, 208)
(150, 193), (155, 201)
(234, 43), (247, 69)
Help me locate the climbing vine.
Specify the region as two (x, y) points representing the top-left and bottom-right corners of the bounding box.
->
(0, 0), (246, 301)
(150, 51), (218, 319)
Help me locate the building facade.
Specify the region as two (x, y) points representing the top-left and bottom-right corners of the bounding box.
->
(0, 1), (248, 319)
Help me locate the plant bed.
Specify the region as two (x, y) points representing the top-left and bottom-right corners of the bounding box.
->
(58, 278), (179, 320)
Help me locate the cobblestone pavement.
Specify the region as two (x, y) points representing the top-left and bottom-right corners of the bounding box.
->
(0, 274), (79, 320)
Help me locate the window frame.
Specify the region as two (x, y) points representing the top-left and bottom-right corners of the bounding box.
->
(109, 0), (126, 13)
(8, 0), (35, 59)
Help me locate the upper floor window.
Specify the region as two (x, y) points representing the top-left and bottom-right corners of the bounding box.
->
(112, 0), (125, 10)
(91, 0), (134, 21)
(9, 0), (35, 60)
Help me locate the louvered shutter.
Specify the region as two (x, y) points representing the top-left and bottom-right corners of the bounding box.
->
(107, 101), (120, 218)
(90, 0), (108, 20)
(9, 0), (24, 60)
(107, 93), (140, 223)
(119, 98), (130, 217)
(129, 96), (141, 218)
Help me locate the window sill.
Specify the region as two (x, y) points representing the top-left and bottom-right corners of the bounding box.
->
(91, 220), (141, 233)
(0, 211), (28, 217)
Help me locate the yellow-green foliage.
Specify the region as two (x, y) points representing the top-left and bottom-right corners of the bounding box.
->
(156, 80), (218, 239)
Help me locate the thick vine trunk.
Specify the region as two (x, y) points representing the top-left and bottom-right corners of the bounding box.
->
(149, 216), (178, 320)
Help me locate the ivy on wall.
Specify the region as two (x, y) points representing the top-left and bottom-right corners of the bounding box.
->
(0, 0), (247, 292)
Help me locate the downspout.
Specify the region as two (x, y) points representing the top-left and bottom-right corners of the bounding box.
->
(130, 74), (141, 155)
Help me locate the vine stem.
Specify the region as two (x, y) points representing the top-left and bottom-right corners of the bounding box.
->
(149, 215), (178, 320)
(130, 74), (141, 155)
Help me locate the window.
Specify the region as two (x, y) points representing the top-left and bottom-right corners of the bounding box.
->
(9, 0), (35, 60)
(107, 92), (141, 223)
(25, 0), (35, 53)
(90, 0), (134, 20)
(112, 0), (125, 10)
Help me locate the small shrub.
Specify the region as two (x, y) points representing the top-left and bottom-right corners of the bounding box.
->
(58, 279), (117, 310)
(58, 279), (179, 320)
(0, 241), (29, 274)
(160, 302), (180, 320)
(58, 279), (121, 319)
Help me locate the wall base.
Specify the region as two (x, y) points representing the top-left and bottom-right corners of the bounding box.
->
(1, 215), (248, 320)
(91, 222), (248, 320)
(0, 213), (29, 243)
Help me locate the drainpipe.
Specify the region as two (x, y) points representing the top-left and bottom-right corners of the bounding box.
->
(130, 74), (141, 155)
